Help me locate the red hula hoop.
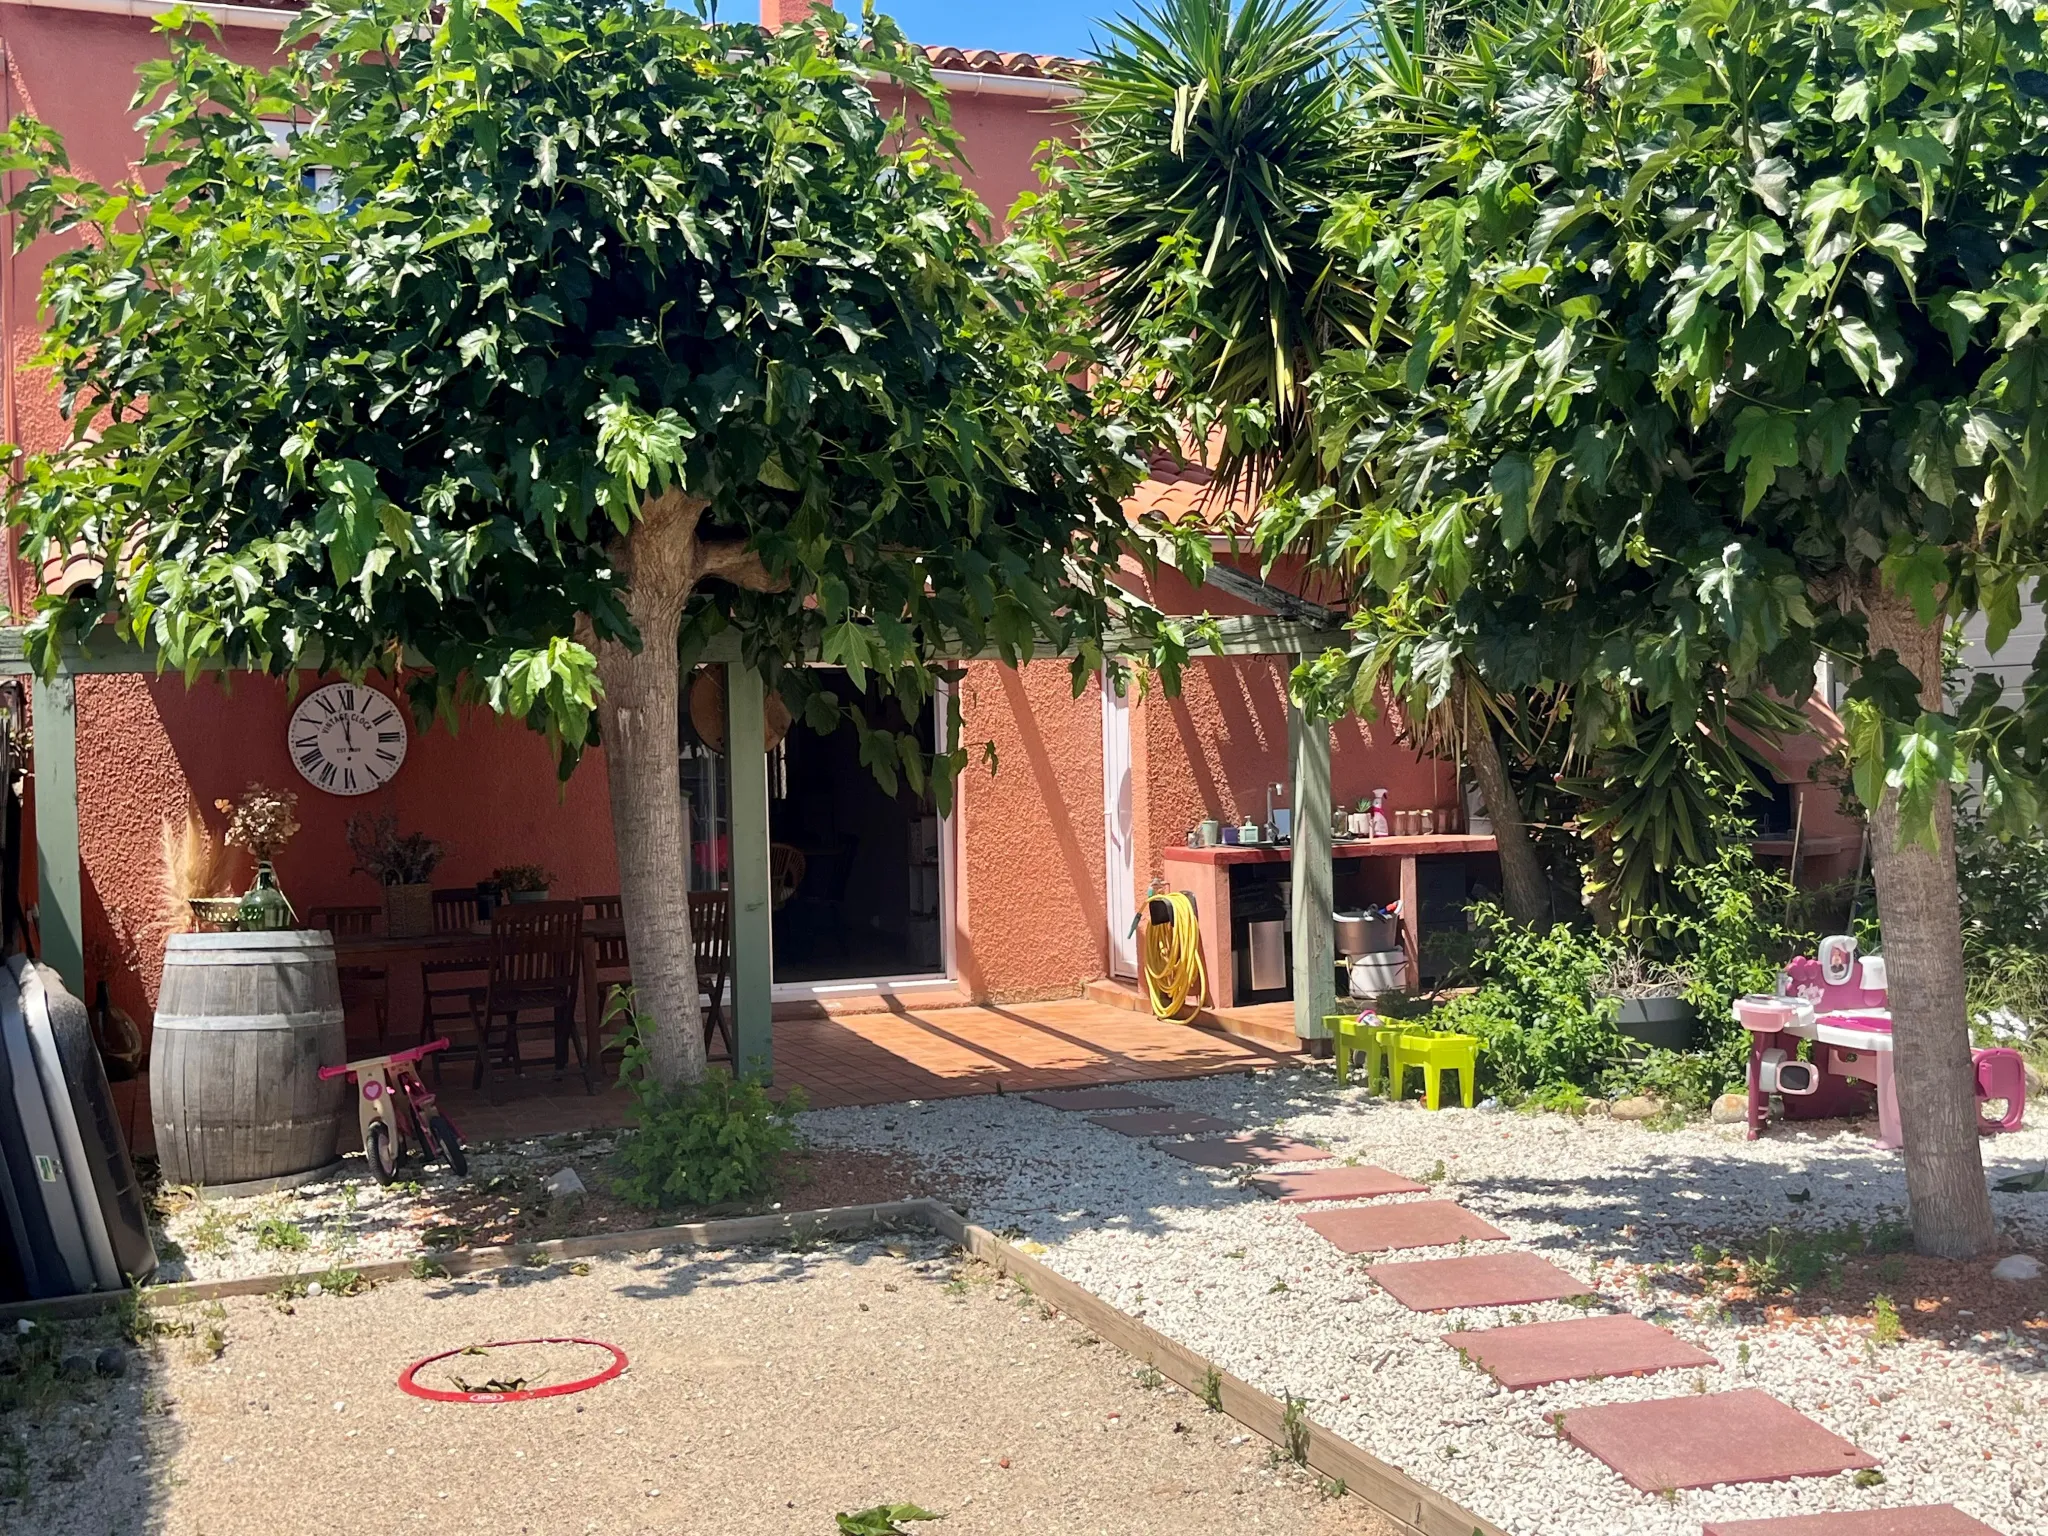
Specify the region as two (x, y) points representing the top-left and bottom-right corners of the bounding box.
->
(399, 1338), (628, 1404)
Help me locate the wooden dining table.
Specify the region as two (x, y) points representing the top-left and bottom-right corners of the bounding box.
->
(332, 917), (626, 1069)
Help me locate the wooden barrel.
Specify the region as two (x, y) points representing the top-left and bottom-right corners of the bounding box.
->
(150, 931), (347, 1189)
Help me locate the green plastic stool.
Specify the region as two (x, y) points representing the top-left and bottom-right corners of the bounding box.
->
(1330, 1016), (1406, 1092)
(1390, 1031), (1481, 1110)
(1328, 1015), (1366, 1086)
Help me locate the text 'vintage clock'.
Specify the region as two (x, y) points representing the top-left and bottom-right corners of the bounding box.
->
(288, 682), (408, 795)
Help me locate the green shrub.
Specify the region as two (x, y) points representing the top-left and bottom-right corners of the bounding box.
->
(1449, 907), (1624, 1097)
(608, 994), (805, 1211)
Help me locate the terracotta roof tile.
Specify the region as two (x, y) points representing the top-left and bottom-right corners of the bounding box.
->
(1122, 447), (1263, 535)
(917, 47), (1079, 80)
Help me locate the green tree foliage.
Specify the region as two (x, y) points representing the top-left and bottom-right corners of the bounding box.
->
(2, 0), (1178, 1085)
(1279, 0), (2048, 1255)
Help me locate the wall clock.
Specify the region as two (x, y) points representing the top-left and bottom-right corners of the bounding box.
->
(288, 682), (408, 796)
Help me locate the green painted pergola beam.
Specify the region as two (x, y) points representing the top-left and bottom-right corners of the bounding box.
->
(30, 673), (83, 995)
(723, 664), (775, 1079)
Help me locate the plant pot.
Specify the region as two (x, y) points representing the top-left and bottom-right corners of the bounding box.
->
(384, 881), (433, 939)
(1614, 997), (1698, 1052)
(507, 889), (551, 904)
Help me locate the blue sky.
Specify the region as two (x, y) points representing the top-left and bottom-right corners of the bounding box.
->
(842, 1), (1126, 59)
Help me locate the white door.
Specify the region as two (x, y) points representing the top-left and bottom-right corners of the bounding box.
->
(1102, 671), (1138, 977)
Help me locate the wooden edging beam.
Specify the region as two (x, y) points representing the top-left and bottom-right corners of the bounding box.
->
(2, 1194), (1499, 1536)
(924, 1202), (1504, 1536)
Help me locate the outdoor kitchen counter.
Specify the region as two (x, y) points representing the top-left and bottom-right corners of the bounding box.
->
(1161, 834), (1499, 1008)
(1164, 833), (1497, 865)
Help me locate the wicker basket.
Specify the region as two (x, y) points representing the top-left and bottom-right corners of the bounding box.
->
(384, 882), (433, 939)
(187, 897), (247, 932)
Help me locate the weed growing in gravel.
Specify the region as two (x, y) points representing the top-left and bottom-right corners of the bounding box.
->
(1872, 1294), (1904, 1346)
(318, 1266), (372, 1297)
(1223, 1248), (1246, 1260)
(1854, 1469), (1886, 1489)
(1268, 1279), (1290, 1295)
(1280, 1394), (1311, 1464)
(1200, 1366), (1223, 1413)
(1737, 1341), (1752, 1372)
(254, 1216), (309, 1253)
(1317, 1477), (1347, 1501)
(1720, 1220), (1912, 1296)
(836, 1507), (941, 1535)
(186, 1205), (236, 1257)
(410, 1255), (449, 1280)
(192, 1304), (228, 1363)
(1422, 1159), (1447, 1184)
(117, 1291), (191, 1347)
(0, 1436), (26, 1501)
(1643, 1105), (1689, 1133)
(1134, 1366), (1164, 1390)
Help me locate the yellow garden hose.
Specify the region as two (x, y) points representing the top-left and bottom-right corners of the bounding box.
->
(1142, 891), (1208, 1021)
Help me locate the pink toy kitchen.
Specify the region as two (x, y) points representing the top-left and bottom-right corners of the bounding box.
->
(1734, 935), (2027, 1147)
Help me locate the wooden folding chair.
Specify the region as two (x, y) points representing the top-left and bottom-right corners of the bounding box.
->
(420, 886), (489, 1086)
(689, 889), (734, 1063)
(308, 905), (388, 1048)
(474, 900), (589, 1095)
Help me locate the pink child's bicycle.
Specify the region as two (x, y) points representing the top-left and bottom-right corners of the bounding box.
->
(320, 1039), (468, 1184)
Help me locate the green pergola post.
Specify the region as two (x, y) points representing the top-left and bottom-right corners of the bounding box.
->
(1288, 702), (1335, 1044)
(31, 671), (84, 996)
(724, 663), (774, 1078)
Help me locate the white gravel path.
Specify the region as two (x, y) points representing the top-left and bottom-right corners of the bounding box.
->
(802, 1067), (2048, 1536)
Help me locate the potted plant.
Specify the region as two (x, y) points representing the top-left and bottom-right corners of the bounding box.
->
(1593, 950), (1697, 1051)
(493, 864), (553, 904)
(215, 784), (301, 930)
(347, 813), (444, 938)
(162, 800), (240, 932)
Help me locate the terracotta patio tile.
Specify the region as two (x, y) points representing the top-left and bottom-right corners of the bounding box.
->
(1248, 1166), (1427, 1202)
(1086, 1110), (1238, 1137)
(1298, 1201), (1508, 1254)
(1701, 1509), (2006, 1536)
(1561, 1390), (1877, 1492)
(1443, 1314), (1717, 1389)
(1159, 1134), (1333, 1167)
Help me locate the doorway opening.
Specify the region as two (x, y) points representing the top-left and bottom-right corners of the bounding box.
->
(769, 670), (946, 986)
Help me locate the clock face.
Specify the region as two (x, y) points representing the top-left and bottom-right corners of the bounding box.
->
(288, 682), (408, 796)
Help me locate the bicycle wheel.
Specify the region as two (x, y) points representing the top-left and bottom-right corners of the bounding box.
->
(364, 1119), (399, 1185)
(426, 1114), (468, 1178)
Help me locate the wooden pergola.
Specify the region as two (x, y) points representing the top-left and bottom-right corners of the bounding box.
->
(0, 614), (1350, 1068)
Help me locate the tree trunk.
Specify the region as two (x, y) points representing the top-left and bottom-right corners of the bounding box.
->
(587, 490), (783, 1092)
(1860, 580), (1995, 1260)
(1459, 674), (1550, 927)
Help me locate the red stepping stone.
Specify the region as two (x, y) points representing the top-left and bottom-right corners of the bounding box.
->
(1298, 1201), (1507, 1254)
(1087, 1110), (1236, 1137)
(1443, 1314), (1716, 1389)
(1369, 1252), (1591, 1311)
(1248, 1166), (1426, 1203)
(1024, 1088), (1172, 1110)
(1561, 1389), (1877, 1492)
(1703, 1509), (2006, 1536)
(1159, 1134), (1334, 1167)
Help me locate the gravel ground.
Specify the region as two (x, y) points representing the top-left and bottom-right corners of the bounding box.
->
(150, 1130), (949, 1284)
(802, 1066), (2048, 1536)
(15, 1238), (1395, 1536)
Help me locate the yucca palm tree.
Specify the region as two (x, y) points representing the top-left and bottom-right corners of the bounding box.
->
(1069, 0), (1373, 477)
(1069, 0), (1557, 924)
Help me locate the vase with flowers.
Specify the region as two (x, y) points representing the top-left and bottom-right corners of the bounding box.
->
(347, 813), (445, 938)
(216, 783), (302, 931)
